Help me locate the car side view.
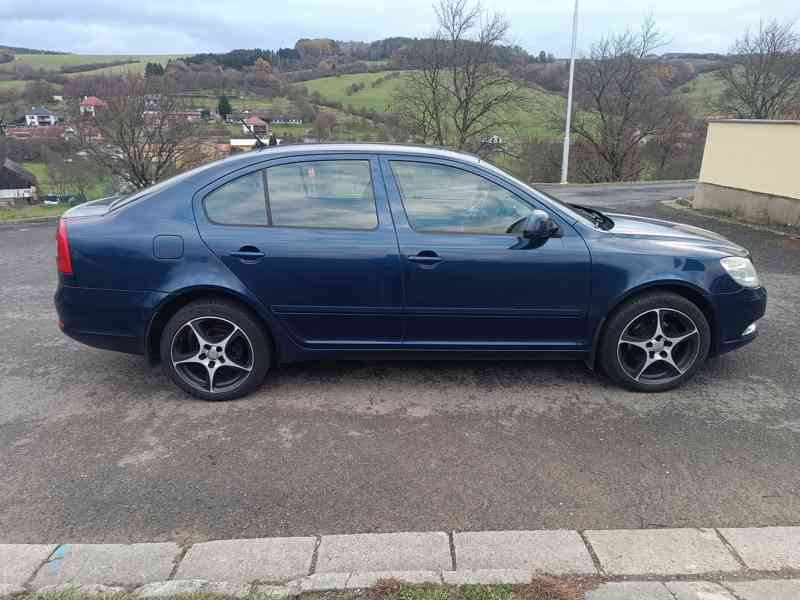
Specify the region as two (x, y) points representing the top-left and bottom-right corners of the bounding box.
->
(55, 144), (766, 400)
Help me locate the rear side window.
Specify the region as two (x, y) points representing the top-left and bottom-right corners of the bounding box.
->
(266, 160), (378, 229)
(204, 171), (267, 225)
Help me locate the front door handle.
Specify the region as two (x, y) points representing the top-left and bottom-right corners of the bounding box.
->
(230, 246), (265, 262)
(407, 251), (443, 267)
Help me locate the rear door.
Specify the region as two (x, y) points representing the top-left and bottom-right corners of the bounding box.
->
(195, 154), (404, 348)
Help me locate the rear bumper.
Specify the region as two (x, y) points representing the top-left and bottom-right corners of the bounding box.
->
(55, 284), (168, 355)
(711, 286), (767, 356)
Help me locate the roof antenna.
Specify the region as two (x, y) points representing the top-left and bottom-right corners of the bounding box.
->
(238, 118), (267, 149)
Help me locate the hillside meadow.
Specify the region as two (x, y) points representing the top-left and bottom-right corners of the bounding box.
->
(672, 70), (727, 118)
(0, 53), (184, 72)
(301, 70), (567, 140)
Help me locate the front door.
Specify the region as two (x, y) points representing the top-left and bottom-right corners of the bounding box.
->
(196, 155), (404, 348)
(382, 157), (591, 349)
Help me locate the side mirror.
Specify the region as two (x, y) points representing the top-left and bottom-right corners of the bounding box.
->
(523, 209), (560, 239)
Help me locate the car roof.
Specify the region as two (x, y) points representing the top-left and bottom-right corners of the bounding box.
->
(221, 143), (484, 169)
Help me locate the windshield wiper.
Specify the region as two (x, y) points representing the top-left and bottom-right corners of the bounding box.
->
(569, 203), (614, 230)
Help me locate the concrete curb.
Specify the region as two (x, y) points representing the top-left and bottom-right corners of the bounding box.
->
(2, 527), (800, 596)
(0, 216), (61, 228)
(661, 199), (800, 237)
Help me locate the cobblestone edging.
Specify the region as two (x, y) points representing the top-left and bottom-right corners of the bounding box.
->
(2, 527), (800, 599)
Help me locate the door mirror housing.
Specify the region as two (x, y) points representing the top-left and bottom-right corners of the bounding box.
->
(523, 209), (560, 239)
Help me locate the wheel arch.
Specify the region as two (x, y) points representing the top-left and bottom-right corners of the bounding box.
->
(587, 279), (718, 370)
(145, 286), (277, 365)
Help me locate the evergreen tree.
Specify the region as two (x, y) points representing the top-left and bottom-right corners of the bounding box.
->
(144, 62), (165, 77)
(217, 95), (233, 120)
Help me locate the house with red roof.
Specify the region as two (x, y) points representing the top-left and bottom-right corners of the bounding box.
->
(79, 96), (108, 116)
(242, 115), (269, 137)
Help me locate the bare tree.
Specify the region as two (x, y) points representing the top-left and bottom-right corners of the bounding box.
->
(715, 20), (800, 119)
(392, 37), (451, 145)
(44, 149), (106, 200)
(391, 0), (527, 150)
(312, 111), (337, 140)
(567, 17), (689, 181)
(44, 150), (73, 198)
(75, 74), (202, 190)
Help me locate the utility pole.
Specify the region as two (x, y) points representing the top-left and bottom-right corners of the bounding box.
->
(560, 0), (579, 184)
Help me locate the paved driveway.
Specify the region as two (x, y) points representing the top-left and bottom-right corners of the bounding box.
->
(1, 182), (799, 544)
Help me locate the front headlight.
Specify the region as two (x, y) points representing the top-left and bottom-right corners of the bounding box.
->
(720, 256), (760, 288)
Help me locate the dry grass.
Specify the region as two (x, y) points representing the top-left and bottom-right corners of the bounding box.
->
(14, 577), (603, 600)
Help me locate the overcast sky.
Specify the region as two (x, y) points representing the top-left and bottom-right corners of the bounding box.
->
(1, 0), (798, 57)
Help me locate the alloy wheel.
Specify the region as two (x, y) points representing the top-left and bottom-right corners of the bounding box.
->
(616, 308), (701, 385)
(170, 316), (255, 394)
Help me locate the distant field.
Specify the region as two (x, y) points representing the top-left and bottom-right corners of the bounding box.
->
(303, 71), (405, 112)
(0, 53), (185, 74)
(301, 70), (565, 140)
(181, 92), (299, 114)
(673, 70), (726, 118)
(0, 80), (28, 91)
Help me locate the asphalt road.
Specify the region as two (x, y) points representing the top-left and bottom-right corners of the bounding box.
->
(2, 181), (799, 544)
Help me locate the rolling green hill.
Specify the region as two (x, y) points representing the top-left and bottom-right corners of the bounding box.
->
(0, 54), (186, 92)
(0, 53), (184, 73)
(303, 71), (405, 112)
(0, 80), (30, 92)
(301, 70), (566, 140)
(672, 70), (726, 118)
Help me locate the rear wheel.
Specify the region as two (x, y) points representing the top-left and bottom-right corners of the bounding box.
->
(600, 292), (711, 392)
(160, 299), (270, 401)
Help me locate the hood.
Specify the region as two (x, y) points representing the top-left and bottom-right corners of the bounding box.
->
(605, 212), (749, 257)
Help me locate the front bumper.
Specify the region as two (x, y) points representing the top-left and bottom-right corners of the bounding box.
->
(711, 285), (767, 356)
(55, 284), (168, 355)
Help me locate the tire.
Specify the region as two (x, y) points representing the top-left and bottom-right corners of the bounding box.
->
(160, 298), (271, 401)
(600, 291), (711, 392)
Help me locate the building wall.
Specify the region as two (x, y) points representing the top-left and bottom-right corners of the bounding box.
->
(695, 120), (800, 226)
(0, 186), (36, 207)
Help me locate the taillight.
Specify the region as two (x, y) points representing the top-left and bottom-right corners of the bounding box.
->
(56, 218), (73, 275)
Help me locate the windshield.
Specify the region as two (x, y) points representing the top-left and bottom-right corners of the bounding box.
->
(479, 161), (599, 228)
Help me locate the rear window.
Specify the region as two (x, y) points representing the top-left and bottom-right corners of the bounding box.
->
(204, 171), (268, 225)
(266, 160), (377, 229)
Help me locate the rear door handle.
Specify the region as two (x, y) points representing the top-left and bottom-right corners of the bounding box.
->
(407, 251), (443, 266)
(230, 246), (265, 261)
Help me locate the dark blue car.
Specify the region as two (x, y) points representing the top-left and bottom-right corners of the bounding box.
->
(55, 144), (766, 400)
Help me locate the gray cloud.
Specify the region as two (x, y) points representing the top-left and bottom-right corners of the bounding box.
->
(0, 0), (798, 55)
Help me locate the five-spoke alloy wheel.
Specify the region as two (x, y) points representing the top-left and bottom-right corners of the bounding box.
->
(160, 299), (270, 401)
(601, 292), (711, 392)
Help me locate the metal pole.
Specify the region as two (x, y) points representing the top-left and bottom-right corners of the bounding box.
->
(560, 0), (579, 184)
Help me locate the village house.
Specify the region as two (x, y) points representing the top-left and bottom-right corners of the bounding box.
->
(242, 115), (269, 137)
(0, 158), (38, 207)
(79, 96), (108, 116)
(25, 106), (57, 127)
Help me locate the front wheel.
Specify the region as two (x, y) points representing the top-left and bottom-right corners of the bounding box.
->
(160, 299), (271, 401)
(600, 292), (711, 392)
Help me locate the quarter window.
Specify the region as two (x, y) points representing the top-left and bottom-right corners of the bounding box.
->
(266, 160), (378, 229)
(204, 171), (267, 225)
(391, 161), (532, 235)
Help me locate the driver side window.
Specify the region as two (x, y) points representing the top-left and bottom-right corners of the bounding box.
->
(390, 161), (532, 234)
